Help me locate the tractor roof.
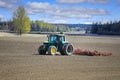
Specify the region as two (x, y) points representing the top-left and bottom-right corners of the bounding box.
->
(49, 33), (65, 37)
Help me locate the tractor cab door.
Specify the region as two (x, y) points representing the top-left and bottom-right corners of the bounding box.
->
(56, 36), (64, 44)
(57, 36), (65, 51)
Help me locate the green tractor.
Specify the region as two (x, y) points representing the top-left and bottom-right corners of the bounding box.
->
(38, 33), (73, 55)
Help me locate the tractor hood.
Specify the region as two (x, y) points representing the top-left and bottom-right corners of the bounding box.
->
(43, 41), (49, 44)
(43, 41), (54, 44)
(62, 41), (69, 44)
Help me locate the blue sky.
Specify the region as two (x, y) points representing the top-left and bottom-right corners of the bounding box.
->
(0, 0), (120, 24)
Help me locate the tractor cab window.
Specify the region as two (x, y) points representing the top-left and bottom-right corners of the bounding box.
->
(49, 36), (57, 42)
(60, 36), (65, 42)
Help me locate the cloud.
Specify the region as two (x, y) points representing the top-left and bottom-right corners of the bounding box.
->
(84, 21), (92, 24)
(0, 0), (18, 10)
(56, 0), (109, 4)
(0, 14), (4, 19)
(53, 19), (68, 23)
(44, 19), (68, 23)
(26, 2), (108, 19)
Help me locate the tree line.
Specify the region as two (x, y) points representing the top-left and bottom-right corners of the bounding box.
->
(91, 21), (120, 35)
(31, 20), (70, 32)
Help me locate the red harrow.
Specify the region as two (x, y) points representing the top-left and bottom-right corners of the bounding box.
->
(73, 48), (112, 56)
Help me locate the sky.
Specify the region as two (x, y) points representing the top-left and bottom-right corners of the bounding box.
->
(0, 0), (120, 24)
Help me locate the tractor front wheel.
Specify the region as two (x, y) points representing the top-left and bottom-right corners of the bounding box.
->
(38, 45), (46, 55)
(48, 46), (57, 55)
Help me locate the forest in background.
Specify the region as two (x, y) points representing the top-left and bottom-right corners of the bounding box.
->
(90, 21), (120, 35)
(0, 20), (120, 36)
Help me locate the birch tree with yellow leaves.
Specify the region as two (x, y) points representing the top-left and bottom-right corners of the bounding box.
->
(13, 6), (30, 35)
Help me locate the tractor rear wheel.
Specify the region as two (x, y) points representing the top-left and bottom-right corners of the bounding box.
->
(61, 44), (73, 55)
(48, 46), (57, 55)
(38, 45), (46, 55)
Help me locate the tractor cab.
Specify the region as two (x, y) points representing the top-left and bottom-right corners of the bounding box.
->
(48, 34), (65, 44)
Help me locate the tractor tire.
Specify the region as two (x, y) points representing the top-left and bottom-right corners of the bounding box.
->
(61, 44), (73, 55)
(48, 46), (57, 55)
(38, 45), (46, 55)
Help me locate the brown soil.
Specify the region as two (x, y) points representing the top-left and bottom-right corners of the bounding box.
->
(0, 36), (120, 80)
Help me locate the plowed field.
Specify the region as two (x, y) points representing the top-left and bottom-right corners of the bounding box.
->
(0, 35), (120, 80)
